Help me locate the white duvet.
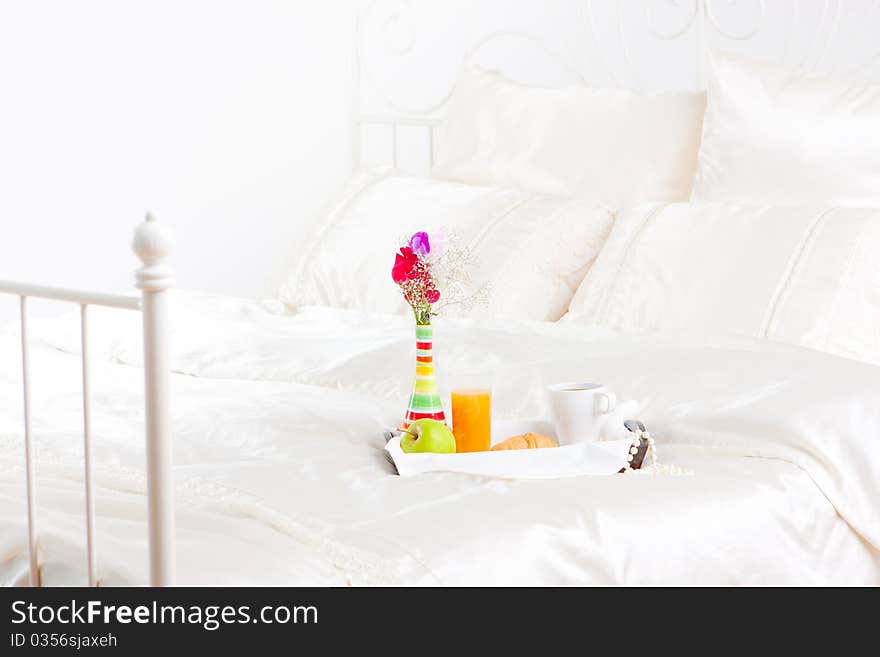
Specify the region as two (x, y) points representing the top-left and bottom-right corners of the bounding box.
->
(1, 291), (878, 585)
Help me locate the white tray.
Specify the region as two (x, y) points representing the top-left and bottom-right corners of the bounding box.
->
(385, 420), (631, 479)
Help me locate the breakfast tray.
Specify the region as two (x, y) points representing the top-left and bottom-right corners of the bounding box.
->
(384, 420), (634, 479)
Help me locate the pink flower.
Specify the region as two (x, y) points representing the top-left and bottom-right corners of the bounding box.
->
(392, 246), (419, 284)
(408, 231), (430, 257)
(426, 288), (440, 304)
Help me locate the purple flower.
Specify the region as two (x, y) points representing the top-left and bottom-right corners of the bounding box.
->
(408, 231), (430, 256)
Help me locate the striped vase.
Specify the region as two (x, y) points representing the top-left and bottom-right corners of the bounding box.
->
(403, 323), (446, 428)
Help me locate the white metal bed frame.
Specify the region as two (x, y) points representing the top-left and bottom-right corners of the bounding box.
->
(0, 215), (175, 587)
(354, 0), (880, 174)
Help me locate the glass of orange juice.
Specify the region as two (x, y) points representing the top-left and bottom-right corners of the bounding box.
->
(451, 388), (491, 452)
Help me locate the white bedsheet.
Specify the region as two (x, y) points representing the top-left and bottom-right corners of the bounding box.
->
(1, 291), (878, 585)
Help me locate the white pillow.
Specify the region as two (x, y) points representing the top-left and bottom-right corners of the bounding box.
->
(433, 67), (706, 209)
(693, 52), (880, 207)
(279, 170), (614, 322)
(566, 203), (880, 365)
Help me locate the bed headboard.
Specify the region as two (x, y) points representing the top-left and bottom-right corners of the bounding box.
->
(355, 0), (880, 174)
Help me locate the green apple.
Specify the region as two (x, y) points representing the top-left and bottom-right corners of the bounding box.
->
(400, 419), (456, 454)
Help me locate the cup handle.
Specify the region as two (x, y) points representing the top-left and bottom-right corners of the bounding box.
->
(594, 391), (617, 415)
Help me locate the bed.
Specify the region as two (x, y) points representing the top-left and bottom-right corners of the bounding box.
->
(1, 291), (878, 585)
(3, 1), (880, 586)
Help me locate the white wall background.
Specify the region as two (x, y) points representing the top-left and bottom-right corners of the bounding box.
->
(0, 0), (356, 320)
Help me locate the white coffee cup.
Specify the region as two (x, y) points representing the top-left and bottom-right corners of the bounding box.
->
(548, 382), (617, 445)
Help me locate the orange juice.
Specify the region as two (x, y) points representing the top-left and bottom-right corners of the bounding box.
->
(451, 389), (491, 452)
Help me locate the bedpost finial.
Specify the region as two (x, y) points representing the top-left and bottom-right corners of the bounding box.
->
(133, 212), (174, 291)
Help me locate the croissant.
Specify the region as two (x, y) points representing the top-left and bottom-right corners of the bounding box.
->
(491, 432), (558, 451)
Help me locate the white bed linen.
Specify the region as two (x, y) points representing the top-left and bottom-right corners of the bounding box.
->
(1, 292), (878, 585)
(434, 67), (706, 208)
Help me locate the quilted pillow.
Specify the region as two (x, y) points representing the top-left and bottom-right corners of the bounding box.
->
(279, 170), (614, 322)
(567, 202), (880, 365)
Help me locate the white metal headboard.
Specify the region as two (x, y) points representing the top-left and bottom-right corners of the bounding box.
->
(0, 215), (174, 587)
(355, 0), (880, 174)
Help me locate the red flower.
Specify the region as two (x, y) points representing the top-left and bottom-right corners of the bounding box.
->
(392, 247), (419, 284)
(426, 288), (440, 304)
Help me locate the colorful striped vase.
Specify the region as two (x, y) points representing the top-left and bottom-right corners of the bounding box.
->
(403, 323), (446, 428)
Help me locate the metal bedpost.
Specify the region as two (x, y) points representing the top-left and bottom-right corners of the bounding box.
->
(132, 213), (176, 586)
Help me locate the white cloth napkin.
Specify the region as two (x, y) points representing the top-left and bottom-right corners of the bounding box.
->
(385, 436), (632, 478)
